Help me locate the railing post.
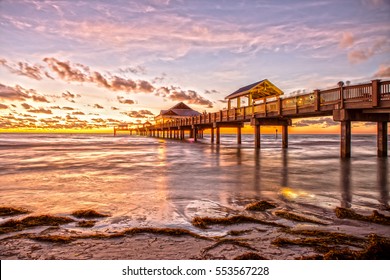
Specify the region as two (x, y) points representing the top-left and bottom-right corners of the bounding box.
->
(372, 79), (380, 107)
(338, 81), (345, 109)
(277, 97), (282, 115)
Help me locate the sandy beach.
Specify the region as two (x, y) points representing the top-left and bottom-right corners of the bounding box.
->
(1, 204), (389, 260)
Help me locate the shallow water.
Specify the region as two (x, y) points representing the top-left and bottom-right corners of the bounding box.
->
(0, 133), (388, 235)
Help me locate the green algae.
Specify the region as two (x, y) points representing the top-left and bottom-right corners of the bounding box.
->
(274, 210), (327, 225)
(245, 201), (276, 211)
(71, 210), (109, 219)
(335, 207), (390, 225)
(0, 215), (75, 234)
(234, 252), (268, 260)
(192, 215), (286, 229)
(0, 207), (30, 217)
(76, 220), (96, 228)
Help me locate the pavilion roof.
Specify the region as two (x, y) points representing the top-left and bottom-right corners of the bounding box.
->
(225, 79), (283, 100)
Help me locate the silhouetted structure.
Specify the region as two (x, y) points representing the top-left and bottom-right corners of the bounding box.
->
(117, 79), (390, 158)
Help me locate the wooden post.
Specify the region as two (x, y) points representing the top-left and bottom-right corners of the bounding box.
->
(114, 128), (116, 136)
(255, 124), (261, 148)
(216, 126), (220, 144)
(377, 122), (388, 157)
(282, 125), (288, 149)
(314, 89), (320, 111)
(193, 127), (197, 142)
(372, 79), (380, 107)
(237, 126), (242, 144)
(340, 84), (345, 109)
(340, 121), (351, 158)
(180, 129), (184, 140)
(211, 128), (214, 143)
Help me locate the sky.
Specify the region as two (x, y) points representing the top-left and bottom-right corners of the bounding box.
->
(0, 0), (389, 134)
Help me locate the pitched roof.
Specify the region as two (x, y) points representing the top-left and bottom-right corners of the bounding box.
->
(225, 79), (283, 100)
(158, 102), (201, 117)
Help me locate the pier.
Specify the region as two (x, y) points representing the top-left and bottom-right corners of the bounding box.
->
(115, 79), (390, 158)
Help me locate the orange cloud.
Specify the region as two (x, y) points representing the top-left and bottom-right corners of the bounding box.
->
(27, 108), (53, 114)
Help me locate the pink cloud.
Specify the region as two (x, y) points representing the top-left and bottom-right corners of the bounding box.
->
(373, 64), (390, 78)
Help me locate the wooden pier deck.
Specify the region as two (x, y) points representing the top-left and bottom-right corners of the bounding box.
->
(116, 80), (390, 157)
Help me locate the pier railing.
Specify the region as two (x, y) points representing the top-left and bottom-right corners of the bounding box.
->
(149, 80), (389, 130)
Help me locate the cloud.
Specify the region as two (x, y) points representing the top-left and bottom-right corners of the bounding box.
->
(62, 107), (74, 110)
(0, 58), (52, 80)
(43, 57), (155, 93)
(43, 57), (88, 82)
(121, 109), (154, 118)
(21, 103), (33, 109)
(111, 106), (119, 110)
(339, 32), (355, 49)
(27, 108), (53, 114)
(31, 94), (50, 103)
(0, 104), (8, 109)
(119, 65), (147, 75)
(93, 104), (104, 109)
(348, 38), (389, 64)
(293, 117), (338, 128)
(0, 84), (29, 101)
(204, 89), (220, 95)
(117, 96), (135, 104)
(72, 111), (85, 115)
(373, 64), (390, 77)
(158, 87), (213, 108)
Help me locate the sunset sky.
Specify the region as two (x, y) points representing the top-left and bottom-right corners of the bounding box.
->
(0, 0), (389, 134)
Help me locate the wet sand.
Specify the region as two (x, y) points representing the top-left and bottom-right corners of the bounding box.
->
(1, 205), (389, 260)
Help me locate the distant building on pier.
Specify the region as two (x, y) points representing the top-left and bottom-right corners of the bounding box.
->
(155, 102), (201, 124)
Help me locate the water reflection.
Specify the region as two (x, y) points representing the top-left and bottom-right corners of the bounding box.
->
(340, 158), (352, 208)
(377, 158), (389, 209)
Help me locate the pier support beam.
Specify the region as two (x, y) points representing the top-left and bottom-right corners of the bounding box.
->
(193, 127), (198, 142)
(282, 125), (288, 149)
(255, 124), (261, 148)
(340, 121), (351, 158)
(216, 126), (220, 144)
(377, 122), (388, 157)
(211, 128), (214, 143)
(237, 126), (242, 144)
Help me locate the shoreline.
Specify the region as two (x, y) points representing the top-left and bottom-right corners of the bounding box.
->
(1, 205), (389, 260)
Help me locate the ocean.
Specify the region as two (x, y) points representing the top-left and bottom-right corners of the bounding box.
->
(0, 133), (388, 237)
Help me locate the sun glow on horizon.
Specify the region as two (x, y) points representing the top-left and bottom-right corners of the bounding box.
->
(1, 0), (389, 133)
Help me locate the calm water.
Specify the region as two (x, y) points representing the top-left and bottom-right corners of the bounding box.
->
(0, 133), (388, 234)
